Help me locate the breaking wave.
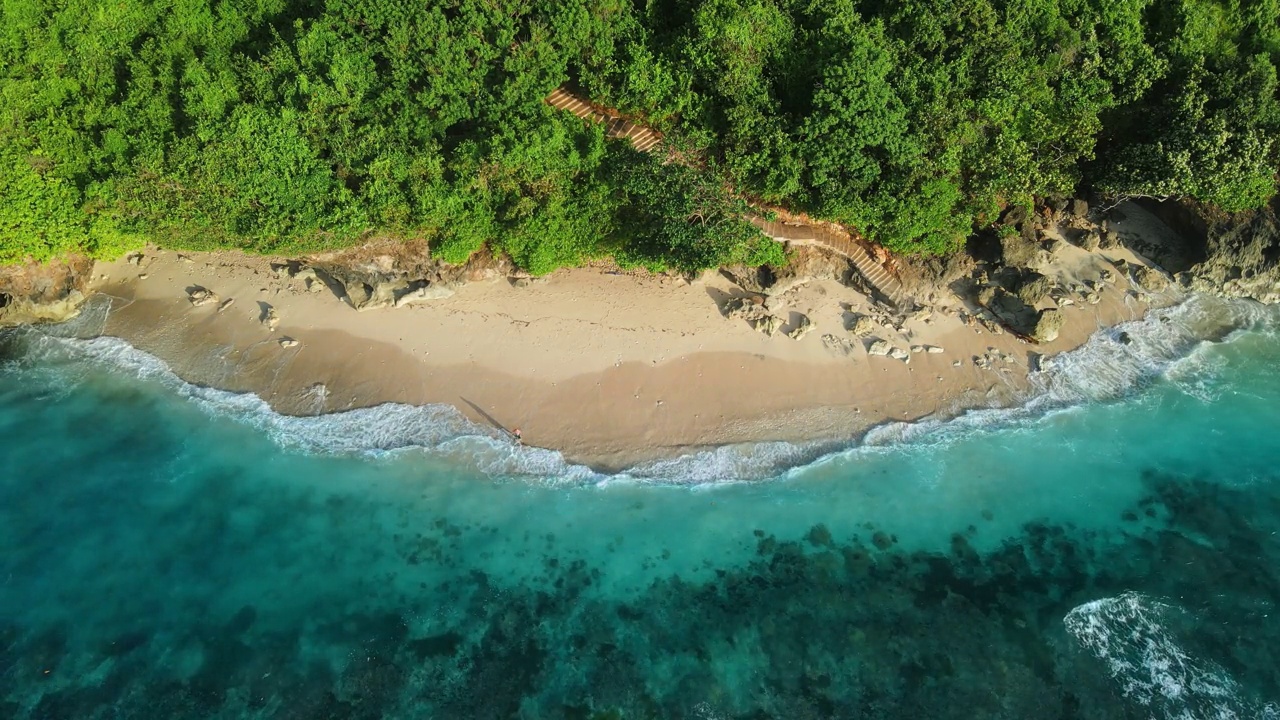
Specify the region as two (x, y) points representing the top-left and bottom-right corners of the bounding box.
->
(1, 293), (1275, 485)
(1065, 592), (1279, 720)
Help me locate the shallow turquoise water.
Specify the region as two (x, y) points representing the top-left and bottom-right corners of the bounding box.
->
(2, 294), (1280, 719)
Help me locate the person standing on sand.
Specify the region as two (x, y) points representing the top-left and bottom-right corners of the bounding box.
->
(513, 428), (522, 444)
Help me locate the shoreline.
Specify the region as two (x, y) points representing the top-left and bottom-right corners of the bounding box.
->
(81, 239), (1160, 472)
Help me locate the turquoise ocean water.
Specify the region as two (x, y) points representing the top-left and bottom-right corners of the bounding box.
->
(2, 293), (1280, 719)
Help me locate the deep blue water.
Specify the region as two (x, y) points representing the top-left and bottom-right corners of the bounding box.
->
(2, 294), (1280, 719)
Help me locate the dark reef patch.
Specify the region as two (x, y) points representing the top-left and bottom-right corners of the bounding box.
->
(3, 470), (1280, 718)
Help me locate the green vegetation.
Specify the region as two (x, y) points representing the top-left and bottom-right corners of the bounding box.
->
(1, 0), (1277, 269)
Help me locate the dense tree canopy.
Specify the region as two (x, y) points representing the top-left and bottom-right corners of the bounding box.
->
(1, 0), (1277, 268)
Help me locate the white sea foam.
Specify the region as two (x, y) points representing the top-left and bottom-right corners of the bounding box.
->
(2, 292), (1275, 485)
(1065, 592), (1277, 719)
(1029, 293), (1277, 406)
(6, 330), (606, 483)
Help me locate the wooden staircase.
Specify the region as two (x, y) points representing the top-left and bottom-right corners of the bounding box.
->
(545, 88), (663, 152)
(748, 217), (905, 305)
(545, 87), (904, 305)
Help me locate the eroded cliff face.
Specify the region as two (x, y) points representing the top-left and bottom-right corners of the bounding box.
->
(0, 255), (94, 328)
(1126, 198), (1280, 304)
(1184, 202), (1280, 304)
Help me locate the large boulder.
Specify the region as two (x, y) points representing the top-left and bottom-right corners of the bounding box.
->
(1031, 309), (1064, 343)
(1015, 273), (1052, 306)
(1099, 221), (1122, 250)
(362, 279), (407, 311)
(1131, 198), (1280, 303)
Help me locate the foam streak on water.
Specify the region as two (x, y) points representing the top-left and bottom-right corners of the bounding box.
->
(5, 293), (1275, 487)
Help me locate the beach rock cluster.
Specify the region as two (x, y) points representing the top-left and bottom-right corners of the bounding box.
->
(720, 296), (815, 340)
(940, 196), (1169, 342)
(0, 254), (92, 328)
(264, 243), (518, 312)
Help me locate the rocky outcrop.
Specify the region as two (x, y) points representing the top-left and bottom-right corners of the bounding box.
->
(395, 283), (458, 307)
(299, 242), (514, 311)
(0, 255), (93, 328)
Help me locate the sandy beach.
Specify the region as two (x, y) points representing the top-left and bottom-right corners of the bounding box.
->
(79, 233), (1164, 471)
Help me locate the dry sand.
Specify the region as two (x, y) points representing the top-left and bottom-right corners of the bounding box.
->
(88, 242), (1159, 471)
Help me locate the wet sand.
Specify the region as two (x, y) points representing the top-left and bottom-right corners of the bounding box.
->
(90, 244), (1156, 470)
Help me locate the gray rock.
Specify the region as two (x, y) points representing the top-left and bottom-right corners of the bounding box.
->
(787, 314), (814, 340)
(261, 306), (280, 331)
(188, 288), (220, 307)
(1069, 198), (1089, 218)
(724, 296), (763, 321)
(721, 265), (773, 294)
(867, 339), (893, 356)
(850, 315), (877, 337)
(1000, 232), (1045, 268)
(927, 346), (945, 354)
(1079, 229), (1101, 252)
(888, 347), (910, 362)
(754, 315), (783, 336)
(279, 338), (299, 348)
